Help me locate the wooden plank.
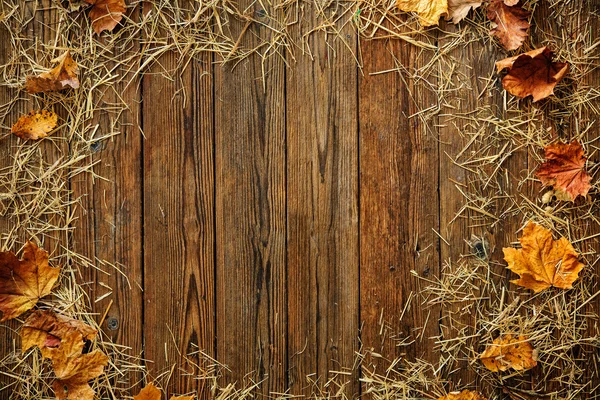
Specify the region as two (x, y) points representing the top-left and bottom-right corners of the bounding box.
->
(142, 24), (215, 396)
(286, 9), (359, 396)
(358, 37), (440, 369)
(213, 12), (287, 395)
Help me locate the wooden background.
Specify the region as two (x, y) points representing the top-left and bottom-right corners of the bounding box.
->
(0, 1), (599, 398)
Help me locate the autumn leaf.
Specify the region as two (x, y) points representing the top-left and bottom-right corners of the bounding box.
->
(47, 330), (108, 400)
(21, 310), (97, 358)
(480, 334), (537, 372)
(536, 140), (591, 201)
(437, 390), (488, 400)
(503, 221), (584, 293)
(25, 51), (79, 94)
(495, 47), (569, 102)
(84, 0), (127, 34)
(11, 110), (58, 140)
(397, 0), (448, 26)
(0, 241), (59, 321)
(134, 383), (195, 400)
(447, 0), (482, 24)
(487, 0), (530, 50)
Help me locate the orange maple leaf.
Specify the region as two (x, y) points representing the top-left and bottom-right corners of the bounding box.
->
(84, 0), (127, 34)
(0, 241), (59, 321)
(480, 335), (537, 372)
(47, 330), (108, 400)
(25, 51), (80, 94)
(11, 110), (58, 140)
(447, 0), (482, 24)
(21, 310), (97, 358)
(487, 0), (530, 51)
(134, 383), (195, 400)
(397, 0), (448, 26)
(495, 47), (568, 102)
(536, 140), (591, 201)
(437, 390), (488, 400)
(504, 221), (584, 293)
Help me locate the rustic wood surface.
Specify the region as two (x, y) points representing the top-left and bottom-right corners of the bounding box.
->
(0, 1), (599, 399)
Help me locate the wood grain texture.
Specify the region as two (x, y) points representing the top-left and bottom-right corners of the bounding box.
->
(286, 10), (359, 397)
(214, 7), (287, 396)
(142, 37), (215, 396)
(359, 37), (440, 369)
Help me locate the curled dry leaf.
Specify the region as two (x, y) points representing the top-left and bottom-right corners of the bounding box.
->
(47, 330), (108, 400)
(447, 0), (482, 24)
(134, 383), (195, 400)
(536, 140), (591, 201)
(11, 110), (58, 140)
(84, 0), (127, 34)
(480, 334), (537, 372)
(21, 310), (97, 358)
(504, 221), (584, 293)
(487, 0), (530, 51)
(496, 47), (568, 102)
(437, 390), (488, 400)
(0, 241), (59, 321)
(25, 50), (79, 94)
(397, 0), (448, 26)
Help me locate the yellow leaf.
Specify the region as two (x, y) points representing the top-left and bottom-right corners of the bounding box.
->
(437, 389), (488, 400)
(11, 110), (58, 140)
(480, 334), (537, 372)
(397, 0), (448, 26)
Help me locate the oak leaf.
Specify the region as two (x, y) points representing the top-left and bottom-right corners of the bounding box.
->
(84, 0), (127, 34)
(134, 383), (195, 400)
(21, 310), (97, 358)
(495, 47), (569, 102)
(0, 241), (59, 321)
(437, 390), (488, 400)
(536, 140), (591, 201)
(397, 0), (448, 26)
(447, 0), (482, 24)
(11, 110), (58, 140)
(487, 0), (530, 50)
(503, 221), (584, 292)
(480, 334), (537, 372)
(25, 51), (79, 94)
(48, 330), (108, 400)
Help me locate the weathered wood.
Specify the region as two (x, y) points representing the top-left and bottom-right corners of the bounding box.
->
(359, 36), (440, 370)
(142, 29), (215, 396)
(214, 10), (287, 396)
(286, 12), (360, 397)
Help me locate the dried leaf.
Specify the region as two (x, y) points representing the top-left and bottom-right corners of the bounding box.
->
(396, 0), (448, 26)
(84, 0), (127, 34)
(21, 310), (97, 358)
(25, 51), (79, 94)
(48, 331), (108, 400)
(437, 390), (488, 400)
(11, 110), (58, 140)
(133, 383), (195, 400)
(496, 47), (568, 102)
(487, 0), (530, 50)
(480, 334), (537, 372)
(447, 0), (482, 24)
(536, 140), (591, 201)
(503, 221), (584, 292)
(0, 241), (59, 321)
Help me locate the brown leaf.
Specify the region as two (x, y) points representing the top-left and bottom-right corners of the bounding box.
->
(536, 140), (591, 201)
(437, 390), (488, 400)
(133, 383), (195, 400)
(503, 221), (584, 292)
(447, 0), (482, 24)
(11, 110), (58, 140)
(0, 241), (59, 321)
(25, 51), (79, 94)
(487, 0), (530, 51)
(495, 47), (569, 102)
(48, 330), (108, 400)
(84, 0), (127, 34)
(480, 334), (537, 372)
(21, 310), (97, 358)
(396, 0), (448, 26)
